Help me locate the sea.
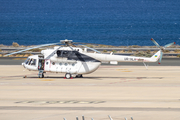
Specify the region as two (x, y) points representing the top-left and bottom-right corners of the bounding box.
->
(0, 0), (180, 46)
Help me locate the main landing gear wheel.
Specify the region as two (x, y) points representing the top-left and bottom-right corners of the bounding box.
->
(65, 73), (71, 79)
(39, 73), (44, 78)
(42, 73), (44, 78)
(76, 74), (83, 78)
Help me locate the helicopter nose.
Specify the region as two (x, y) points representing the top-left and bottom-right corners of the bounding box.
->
(22, 63), (25, 68)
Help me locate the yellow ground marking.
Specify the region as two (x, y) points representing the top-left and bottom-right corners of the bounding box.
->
(116, 69), (128, 70)
(116, 69), (132, 72)
(41, 79), (54, 81)
(121, 71), (132, 72)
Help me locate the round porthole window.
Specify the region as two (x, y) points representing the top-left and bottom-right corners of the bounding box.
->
(52, 62), (55, 65)
(65, 63), (68, 66)
(72, 63), (75, 66)
(59, 63), (62, 66)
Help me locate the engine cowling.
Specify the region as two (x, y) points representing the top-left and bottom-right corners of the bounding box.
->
(56, 50), (61, 57)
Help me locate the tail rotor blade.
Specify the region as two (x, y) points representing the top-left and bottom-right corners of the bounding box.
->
(151, 38), (160, 48)
(158, 51), (163, 64)
(151, 39), (175, 64)
(164, 42), (176, 48)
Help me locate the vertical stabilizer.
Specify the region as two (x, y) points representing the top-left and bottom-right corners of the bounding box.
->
(150, 50), (161, 62)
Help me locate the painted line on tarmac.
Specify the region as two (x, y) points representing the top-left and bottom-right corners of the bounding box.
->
(1, 106), (180, 111)
(109, 77), (163, 84)
(15, 100), (105, 104)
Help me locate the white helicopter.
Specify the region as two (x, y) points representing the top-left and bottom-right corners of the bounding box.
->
(5, 38), (175, 79)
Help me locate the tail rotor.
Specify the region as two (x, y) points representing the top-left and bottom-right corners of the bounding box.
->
(151, 38), (175, 64)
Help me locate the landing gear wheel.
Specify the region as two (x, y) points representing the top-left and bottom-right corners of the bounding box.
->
(39, 73), (44, 78)
(38, 70), (44, 78)
(65, 73), (71, 79)
(76, 74), (83, 78)
(42, 73), (44, 78)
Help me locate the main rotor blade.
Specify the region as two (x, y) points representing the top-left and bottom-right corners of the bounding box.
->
(81, 45), (101, 53)
(164, 42), (176, 48)
(69, 46), (74, 51)
(158, 51), (163, 64)
(73, 42), (102, 46)
(151, 38), (160, 48)
(45, 46), (62, 59)
(4, 42), (61, 56)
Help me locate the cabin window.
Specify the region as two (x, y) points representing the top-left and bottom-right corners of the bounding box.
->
(72, 63), (75, 66)
(59, 63), (62, 66)
(64, 63), (68, 66)
(52, 62), (55, 65)
(46, 62), (48, 65)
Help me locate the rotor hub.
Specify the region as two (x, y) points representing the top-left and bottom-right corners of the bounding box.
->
(60, 39), (73, 46)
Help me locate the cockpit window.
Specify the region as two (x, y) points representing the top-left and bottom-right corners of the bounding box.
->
(25, 58), (30, 65)
(28, 58), (36, 66)
(31, 59), (36, 65)
(28, 59), (32, 65)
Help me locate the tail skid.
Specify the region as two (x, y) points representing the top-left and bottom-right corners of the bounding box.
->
(142, 50), (161, 69)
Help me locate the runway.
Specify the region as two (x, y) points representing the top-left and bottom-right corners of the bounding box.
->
(0, 65), (180, 120)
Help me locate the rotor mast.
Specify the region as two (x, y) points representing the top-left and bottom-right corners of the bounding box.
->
(60, 39), (73, 46)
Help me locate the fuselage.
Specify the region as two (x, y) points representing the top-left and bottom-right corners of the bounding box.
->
(22, 46), (160, 76)
(22, 47), (102, 75)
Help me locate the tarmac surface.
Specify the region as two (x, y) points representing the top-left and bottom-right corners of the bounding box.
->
(0, 65), (180, 120)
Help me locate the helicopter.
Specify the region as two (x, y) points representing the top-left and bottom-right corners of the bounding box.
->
(5, 38), (175, 79)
